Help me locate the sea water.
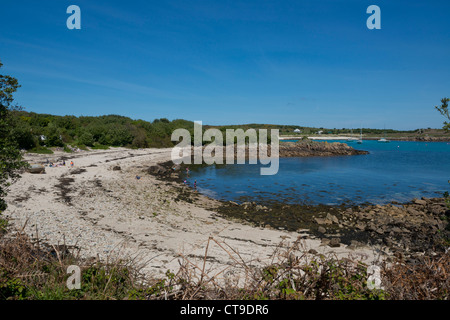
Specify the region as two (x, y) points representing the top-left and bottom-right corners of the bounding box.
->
(185, 140), (450, 206)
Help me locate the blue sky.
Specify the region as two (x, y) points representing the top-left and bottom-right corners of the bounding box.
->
(1, 0), (449, 130)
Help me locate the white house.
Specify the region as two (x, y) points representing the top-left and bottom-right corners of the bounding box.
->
(294, 128), (301, 133)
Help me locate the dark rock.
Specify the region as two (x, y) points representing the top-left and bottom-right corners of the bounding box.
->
(146, 165), (168, 176)
(355, 222), (366, 230)
(112, 166), (121, 171)
(329, 238), (341, 248)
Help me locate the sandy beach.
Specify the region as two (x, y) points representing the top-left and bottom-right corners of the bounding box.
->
(4, 147), (382, 281)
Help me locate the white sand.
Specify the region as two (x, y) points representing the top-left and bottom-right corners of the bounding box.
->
(4, 147), (384, 282)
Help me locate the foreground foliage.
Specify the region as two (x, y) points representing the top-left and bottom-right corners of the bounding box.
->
(0, 223), (448, 301)
(0, 60), (28, 212)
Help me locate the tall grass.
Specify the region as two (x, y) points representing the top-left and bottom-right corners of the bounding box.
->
(0, 219), (448, 300)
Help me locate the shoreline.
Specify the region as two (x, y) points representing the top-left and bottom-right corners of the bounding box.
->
(280, 135), (450, 142)
(153, 160), (449, 258)
(4, 147), (388, 282)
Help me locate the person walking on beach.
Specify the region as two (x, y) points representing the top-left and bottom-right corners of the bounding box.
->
(70, 161), (74, 167)
(194, 180), (197, 192)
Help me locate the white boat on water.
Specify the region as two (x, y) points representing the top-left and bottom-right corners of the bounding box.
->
(356, 127), (363, 144)
(378, 126), (390, 143)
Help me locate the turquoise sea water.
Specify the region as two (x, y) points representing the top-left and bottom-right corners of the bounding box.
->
(185, 140), (450, 206)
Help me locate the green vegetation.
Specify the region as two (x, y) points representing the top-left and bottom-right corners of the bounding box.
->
(435, 97), (450, 131)
(8, 109), (449, 157)
(12, 111), (196, 151)
(206, 123), (443, 138)
(0, 60), (28, 212)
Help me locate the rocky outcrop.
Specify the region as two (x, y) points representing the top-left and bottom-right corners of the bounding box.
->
(219, 196), (449, 256)
(145, 162), (181, 180)
(308, 197), (450, 253)
(339, 198), (449, 253)
(169, 140), (368, 164)
(278, 141), (368, 157)
(412, 136), (450, 142)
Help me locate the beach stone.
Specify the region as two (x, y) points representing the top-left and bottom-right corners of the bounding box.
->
(28, 164), (46, 174)
(328, 238), (341, 248)
(112, 166), (121, 171)
(414, 199), (427, 206)
(326, 213), (339, 224)
(407, 207), (421, 215)
(391, 227), (403, 233)
(146, 165), (168, 176)
(318, 226), (327, 234)
(315, 217), (332, 225)
(429, 205), (445, 215)
(355, 222), (366, 231)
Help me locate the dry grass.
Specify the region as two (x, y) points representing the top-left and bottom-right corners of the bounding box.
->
(0, 218), (448, 300)
(381, 251), (449, 300)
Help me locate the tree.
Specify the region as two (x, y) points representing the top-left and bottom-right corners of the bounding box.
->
(78, 132), (94, 147)
(0, 60), (28, 212)
(435, 97), (450, 131)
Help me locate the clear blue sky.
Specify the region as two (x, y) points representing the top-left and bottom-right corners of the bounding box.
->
(1, 0), (449, 130)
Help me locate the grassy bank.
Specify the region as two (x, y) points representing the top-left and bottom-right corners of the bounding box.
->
(0, 216), (448, 300)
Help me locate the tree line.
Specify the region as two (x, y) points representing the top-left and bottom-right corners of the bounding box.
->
(11, 111), (196, 152)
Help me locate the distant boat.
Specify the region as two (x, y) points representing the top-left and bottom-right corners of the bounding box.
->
(378, 126), (390, 143)
(356, 127), (363, 144)
(347, 128), (357, 141)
